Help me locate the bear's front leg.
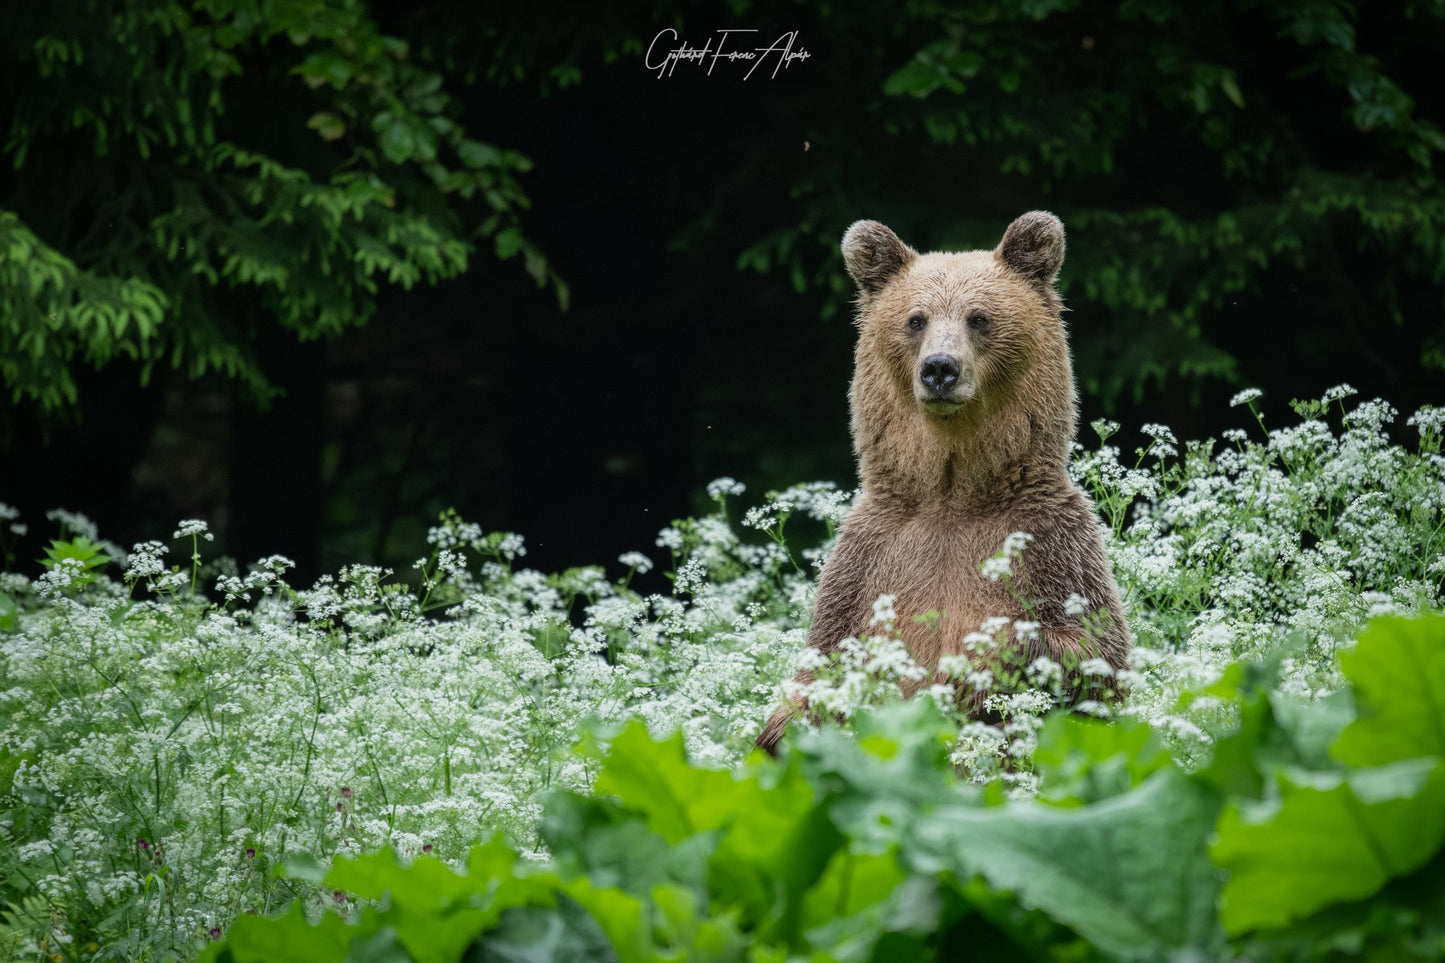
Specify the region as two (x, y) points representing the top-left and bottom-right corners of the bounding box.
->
(755, 670), (813, 755)
(754, 533), (870, 754)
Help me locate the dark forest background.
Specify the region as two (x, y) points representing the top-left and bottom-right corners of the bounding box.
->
(2, 0), (1443, 583)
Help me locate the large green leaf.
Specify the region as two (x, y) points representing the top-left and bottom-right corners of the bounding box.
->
(908, 767), (1225, 958)
(464, 897), (618, 963)
(540, 791), (689, 894)
(592, 723), (753, 844)
(798, 700), (968, 855)
(798, 849), (944, 961)
(1212, 758), (1445, 935)
(1333, 614), (1445, 766)
(710, 755), (842, 940)
(557, 879), (671, 963)
(1032, 713), (1173, 804)
(201, 901), (360, 963)
(326, 848), (496, 963)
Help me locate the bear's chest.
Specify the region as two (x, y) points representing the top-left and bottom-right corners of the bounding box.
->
(839, 505), (1026, 658)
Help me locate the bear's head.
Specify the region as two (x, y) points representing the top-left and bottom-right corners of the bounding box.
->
(842, 213), (1078, 498)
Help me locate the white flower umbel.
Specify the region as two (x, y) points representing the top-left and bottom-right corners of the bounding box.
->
(5, 388), (1444, 959)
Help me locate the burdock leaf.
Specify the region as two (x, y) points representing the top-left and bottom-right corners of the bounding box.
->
(907, 767), (1224, 957)
(1212, 758), (1445, 935)
(1333, 613), (1445, 766)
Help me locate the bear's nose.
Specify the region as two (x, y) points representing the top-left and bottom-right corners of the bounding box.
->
(919, 354), (961, 392)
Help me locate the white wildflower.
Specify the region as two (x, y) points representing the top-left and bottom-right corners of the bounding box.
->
(173, 519), (214, 541)
(869, 594), (897, 628)
(618, 551), (654, 574)
(706, 477), (746, 500)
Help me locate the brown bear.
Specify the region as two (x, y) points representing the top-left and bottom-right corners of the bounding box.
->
(756, 212), (1131, 753)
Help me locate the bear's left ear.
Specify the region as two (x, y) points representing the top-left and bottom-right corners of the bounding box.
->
(995, 211), (1065, 289)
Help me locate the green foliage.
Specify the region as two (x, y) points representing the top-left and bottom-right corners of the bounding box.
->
(1208, 615), (1445, 955)
(205, 613), (1445, 962)
(1, 391), (1442, 960)
(719, 0), (1445, 402)
(1333, 615), (1445, 765)
(0, 211), (167, 410)
(37, 535), (112, 590)
(0, 0), (563, 411)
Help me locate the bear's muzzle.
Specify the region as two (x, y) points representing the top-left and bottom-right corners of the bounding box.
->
(917, 352), (975, 410)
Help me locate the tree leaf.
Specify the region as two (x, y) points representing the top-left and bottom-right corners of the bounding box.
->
(378, 120), (416, 164)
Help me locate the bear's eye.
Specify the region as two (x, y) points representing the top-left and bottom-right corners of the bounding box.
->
(968, 311), (992, 334)
(907, 314), (927, 333)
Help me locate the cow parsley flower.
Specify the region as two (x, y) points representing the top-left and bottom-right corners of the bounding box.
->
(706, 477), (746, 500)
(173, 519), (214, 541)
(618, 551), (653, 574)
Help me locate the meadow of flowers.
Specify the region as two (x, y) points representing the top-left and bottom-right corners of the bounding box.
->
(1, 385), (1442, 961)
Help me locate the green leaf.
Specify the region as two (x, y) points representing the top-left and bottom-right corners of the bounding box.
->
(908, 768), (1225, 957)
(494, 228), (522, 260)
(592, 723), (751, 845)
(1194, 658), (1351, 800)
(1268, 689), (1354, 769)
(555, 880), (661, 963)
(1220, 71), (1245, 108)
(458, 139), (502, 169)
(328, 848), (474, 905)
(1033, 713), (1173, 804)
(797, 700), (965, 856)
(200, 901), (359, 963)
(1212, 759), (1445, 935)
(40, 535), (111, 571)
(710, 753), (842, 936)
(798, 848), (934, 956)
(308, 112), (347, 142)
(1333, 614), (1445, 766)
(466, 897), (619, 963)
(376, 117), (416, 164)
(0, 590), (15, 632)
(327, 845), (521, 963)
(882, 60), (943, 98)
(539, 791), (700, 895)
(294, 53), (353, 89)
(643, 883), (748, 960)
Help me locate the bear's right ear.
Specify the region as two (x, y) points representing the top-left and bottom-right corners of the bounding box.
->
(842, 221), (917, 295)
(995, 211), (1065, 290)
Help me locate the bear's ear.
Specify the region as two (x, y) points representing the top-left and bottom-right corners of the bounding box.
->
(842, 220), (917, 294)
(995, 211), (1065, 289)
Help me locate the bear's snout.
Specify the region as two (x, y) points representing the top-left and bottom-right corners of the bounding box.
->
(919, 354), (961, 392)
(916, 352), (973, 409)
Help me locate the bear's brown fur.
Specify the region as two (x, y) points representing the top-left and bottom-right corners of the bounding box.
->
(757, 212), (1130, 753)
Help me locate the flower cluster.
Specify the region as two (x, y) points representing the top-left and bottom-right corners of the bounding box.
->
(0, 485), (827, 956)
(1, 390), (1441, 960)
(1074, 387), (1445, 762)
